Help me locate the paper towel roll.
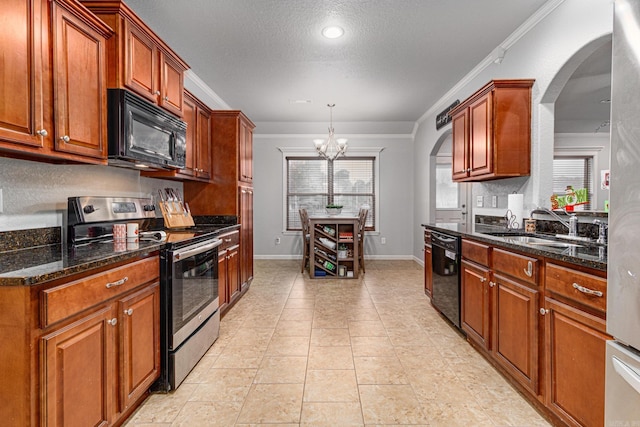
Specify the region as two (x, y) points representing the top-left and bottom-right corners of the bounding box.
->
(507, 194), (524, 229)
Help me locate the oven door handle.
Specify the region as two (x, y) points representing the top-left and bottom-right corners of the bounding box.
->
(173, 239), (222, 261)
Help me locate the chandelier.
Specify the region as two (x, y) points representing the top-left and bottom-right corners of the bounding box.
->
(313, 104), (348, 161)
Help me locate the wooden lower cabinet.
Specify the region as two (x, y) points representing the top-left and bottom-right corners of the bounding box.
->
(461, 259), (491, 349)
(424, 244), (433, 297)
(492, 272), (539, 394)
(0, 256), (160, 426)
(218, 230), (241, 315)
(41, 306), (115, 427)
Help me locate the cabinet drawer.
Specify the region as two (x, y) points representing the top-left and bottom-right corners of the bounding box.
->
(462, 239), (490, 266)
(219, 230), (240, 250)
(41, 257), (159, 327)
(545, 263), (606, 312)
(493, 248), (538, 286)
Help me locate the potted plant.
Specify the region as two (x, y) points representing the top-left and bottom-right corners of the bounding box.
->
(338, 243), (348, 259)
(325, 204), (343, 215)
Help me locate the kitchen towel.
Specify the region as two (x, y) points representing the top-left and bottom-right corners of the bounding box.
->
(507, 193), (524, 229)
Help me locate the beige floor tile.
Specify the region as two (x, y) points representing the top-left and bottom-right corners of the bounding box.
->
(265, 335), (310, 356)
(347, 320), (387, 337)
(421, 400), (496, 427)
(350, 335), (396, 357)
(171, 400), (244, 426)
(274, 319), (313, 337)
(236, 383), (304, 424)
(254, 356), (308, 383)
(353, 356), (409, 385)
(285, 298), (316, 309)
(303, 369), (359, 402)
(225, 327), (274, 348)
(187, 368), (256, 402)
(280, 307), (315, 321)
(312, 313), (348, 329)
(212, 345), (266, 369)
(359, 384), (428, 425)
(386, 326), (433, 347)
(307, 345), (355, 370)
(310, 328), (351, 346)
(126, 383), (197, 424)
(300, 401), (364, 426)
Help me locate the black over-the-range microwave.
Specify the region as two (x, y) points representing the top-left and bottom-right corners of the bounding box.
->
(107, 88), (186, 170)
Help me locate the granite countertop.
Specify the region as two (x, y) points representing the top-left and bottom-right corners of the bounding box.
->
(422, 222), (607, 272)
(0, 223), (240, 287)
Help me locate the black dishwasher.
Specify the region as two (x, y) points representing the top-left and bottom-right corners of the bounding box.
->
(430, 230), (461, 329)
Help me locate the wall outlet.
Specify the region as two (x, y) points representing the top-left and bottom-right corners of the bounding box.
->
(275, 236), (281, 245)
(476, 195), (483, 207)
(491, 195), (498, 208)
(381, 237), (386, 245)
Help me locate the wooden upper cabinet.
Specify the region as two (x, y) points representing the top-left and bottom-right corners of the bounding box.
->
(81, 0), (189, 117)
(239, 120), (254, 182)
(0, 0), (111, 164)
(448, 79), (534, 182)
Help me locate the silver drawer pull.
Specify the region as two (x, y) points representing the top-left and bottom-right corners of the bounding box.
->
(124, 308), (133, 316)
(523, 261), (533, 277)
(106, 277), (128, 288)
(107, 318), (118, 326)
(572, 283), (603, 297)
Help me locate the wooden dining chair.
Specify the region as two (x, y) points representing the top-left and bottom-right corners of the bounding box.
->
(357, 208), (368, 273)
(299, 208), (310, 273)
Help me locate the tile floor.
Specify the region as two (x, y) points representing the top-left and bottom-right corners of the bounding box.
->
(124, 260), (551, 426)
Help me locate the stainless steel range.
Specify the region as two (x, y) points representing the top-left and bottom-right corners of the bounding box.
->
(67, 196), (223, 391)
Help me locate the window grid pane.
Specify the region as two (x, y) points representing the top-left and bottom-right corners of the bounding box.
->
(552, 156), (593, 210)
(286, 156), (375, 230)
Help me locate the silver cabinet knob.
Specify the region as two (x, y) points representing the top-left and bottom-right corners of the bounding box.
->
(539, 308), (549, 315)
(489, 281), (496, 287)
(60, 135), (70, 143)
(107, 318), (118, 326)
(164, 96), (169, 101)
(36, 129), (48, 137)
(479, 277), (487, 283)
(155, 90), (161, 95)
(124, 308), (133, 316)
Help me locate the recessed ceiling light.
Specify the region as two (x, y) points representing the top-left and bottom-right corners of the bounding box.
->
(322, 26), (344, 39)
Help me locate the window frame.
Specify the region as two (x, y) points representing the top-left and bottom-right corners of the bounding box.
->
(553, 148), (599, 210)
(279, 147), (383, 235)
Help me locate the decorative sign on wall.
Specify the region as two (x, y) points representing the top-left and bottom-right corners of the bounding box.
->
(436, 100), (460, 130)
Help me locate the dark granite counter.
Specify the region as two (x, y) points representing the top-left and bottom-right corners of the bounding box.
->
(0, 223), (240, 287)
(422, 222), (607, 272)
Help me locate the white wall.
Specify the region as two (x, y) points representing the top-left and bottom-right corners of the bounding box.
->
(252, 133), (415, 259)
(412, 0), (613, 261)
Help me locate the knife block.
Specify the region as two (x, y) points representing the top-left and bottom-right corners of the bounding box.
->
(159, 201), (195, 228)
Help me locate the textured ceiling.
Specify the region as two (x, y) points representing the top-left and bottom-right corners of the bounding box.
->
(123, 0), (551, 124)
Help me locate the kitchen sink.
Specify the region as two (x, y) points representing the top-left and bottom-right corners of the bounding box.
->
(485, 233), (584, 248)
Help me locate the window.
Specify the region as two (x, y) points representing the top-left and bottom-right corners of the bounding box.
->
(286, 156), (375, 230)
(552, 156), (593, 210)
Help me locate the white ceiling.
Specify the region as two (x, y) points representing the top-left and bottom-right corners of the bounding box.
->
(123, 0), (549, 123)
(123, 0), (610, 132)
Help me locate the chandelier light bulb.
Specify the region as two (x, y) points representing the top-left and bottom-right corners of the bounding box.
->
(314, 104), (348, 161)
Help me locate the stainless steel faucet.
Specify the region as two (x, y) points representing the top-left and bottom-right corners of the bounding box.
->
(593, 219), (608, 244)
(530, 207), (578, 238)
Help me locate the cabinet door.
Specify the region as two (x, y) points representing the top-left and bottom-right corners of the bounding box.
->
(118, 283), (160, 412)
(228, 247), (241, 302)
(239, 186), (254, 287)
(124, 21), (158, 103)
(51, 0), (107, 160)
(469, 93), (492, 177)
(181, 94), (198, 178)
(218, 251), (229, 310)
(492, 273), (539, 394)
(0, 0), (48, 150)
(159, 51), (184, 116)
(239, 120), (253, 182)
(424, 244), (433, 298)
(41, 306), (116, 427)
(544, 297), (609, 427)
(460, 259), (491, 349)
(451, 110), (469, 180)
(196, 106), (212, 180)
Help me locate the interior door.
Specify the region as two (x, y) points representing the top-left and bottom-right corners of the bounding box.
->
(435, 157), (469, 225)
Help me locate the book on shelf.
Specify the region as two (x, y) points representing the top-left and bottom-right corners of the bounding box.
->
(339, 231), (354, 240)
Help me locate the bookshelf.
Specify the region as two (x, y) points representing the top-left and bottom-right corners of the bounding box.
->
(308, 216), (359, 279)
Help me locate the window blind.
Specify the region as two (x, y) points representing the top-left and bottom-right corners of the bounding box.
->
(552, 156), (593, 210)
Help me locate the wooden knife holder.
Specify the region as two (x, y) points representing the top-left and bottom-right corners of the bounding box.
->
(159, 201), (195, 228)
